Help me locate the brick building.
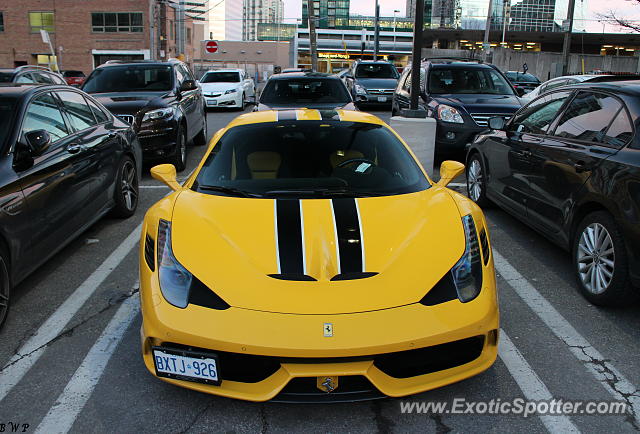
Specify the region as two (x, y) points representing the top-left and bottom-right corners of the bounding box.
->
(0, 0), (204, 74)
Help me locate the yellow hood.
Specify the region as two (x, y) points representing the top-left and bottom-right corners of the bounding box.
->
(170, 188), (465, 314)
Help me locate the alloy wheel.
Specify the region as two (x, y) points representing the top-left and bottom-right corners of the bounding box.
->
(179, 132), (187, 165)
(468, 159), (483, 202)
(121, 160), (138, 211)
(0, 257), (9, 326)
(577, 223), (615, 295)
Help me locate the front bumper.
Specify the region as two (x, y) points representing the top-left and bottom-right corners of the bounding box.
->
(204, 92), (242, 108)
(139, 248), (499, 402)
(355, 93), (394, 105)
(435, 120), (486, 153)
(136, 120), (178, 160)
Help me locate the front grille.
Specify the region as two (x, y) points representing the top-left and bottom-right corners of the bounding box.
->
(367, 88), (394, 95)
(479, 228), (490, 265)
(470, 113), (504, 128)
(117, 114), (135, 124)
(274, 376), (385, 403)
(206, 93), (222, 97)
(144, 234), (155, 271)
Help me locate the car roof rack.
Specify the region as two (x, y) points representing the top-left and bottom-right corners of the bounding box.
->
(14, 65), (53, 72)
(422, 57), (482, 64)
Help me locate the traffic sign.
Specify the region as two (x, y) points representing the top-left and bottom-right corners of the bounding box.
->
(205, 40), (218, 54)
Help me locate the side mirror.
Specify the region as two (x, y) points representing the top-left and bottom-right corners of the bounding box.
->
(488, 116), (506, 131)
(345, 73), (354, 79)
(516, 87), (526, 97)
(24, 129), (51, 156)
(180, 79), (198, 92)
(151, 164), (181, 191)
(436, 160), (465, 188)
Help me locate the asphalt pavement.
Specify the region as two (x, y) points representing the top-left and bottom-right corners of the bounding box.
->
(1, 106), (639, 434)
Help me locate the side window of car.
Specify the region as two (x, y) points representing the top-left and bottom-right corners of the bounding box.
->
(602, 108), (633, 148)
(180, 64), (194, 81)
(512, 91), (572, 135)
(56, 91), (97, 131)
(543, 79), (567, 93)
(174, 65), (185, 86)
(50, 73), (66, 85)
(16, 73), (36, 84)
(22, 92), (69, 143)
(33, 72), (53, 84)
(86, 97), (110, 124)
(551, 91), (623, 143)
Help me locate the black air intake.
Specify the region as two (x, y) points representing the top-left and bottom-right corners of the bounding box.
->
(479, 228), (490, 265)
(144, 233), (155, 271)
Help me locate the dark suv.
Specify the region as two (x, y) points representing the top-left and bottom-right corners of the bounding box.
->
(466, 81), (640, 306)
(344, 60), (399, 108)
(0, 65), (66, 85)
(81, 59), (207, 171)
(392, 59), (522, 155)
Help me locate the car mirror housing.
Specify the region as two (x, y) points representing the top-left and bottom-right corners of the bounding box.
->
(436, 161), (465, 188)
(180, 79), (198, 92)
(516, 87), (526, 97)
(151, 164), (181, 191)
(24, 129), (52, 156)
(488, 116), (506, 131)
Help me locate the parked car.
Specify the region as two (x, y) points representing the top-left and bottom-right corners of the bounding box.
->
(522, 74), (640, 101)
(0, 84), (142, 328)
(466, 80), (640, 305)
(0, 65), (66, 85)
(344, 60), (400, 108)
(392, 58), (523, 155)
(505, 71), (541, 94)
(254, 72), (356, 111)
(140, 109), (498, 401)
(61, 70), (86, 87)
(81, 59), (207, 171)
(200, 68), (256, 110)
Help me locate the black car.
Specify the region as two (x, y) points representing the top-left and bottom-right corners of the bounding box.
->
(0, 65), (67, 85)
(505, 71), (541, 94)
(392, 59), (523, 155)
(344, 60), (399, 108)
(466, 81), (640, 306)
(254, 72), (356, 111)
(0, 84), (141, 327)
(81, 59), (207, 171)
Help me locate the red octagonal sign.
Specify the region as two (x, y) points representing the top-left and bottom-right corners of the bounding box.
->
(205, 40), (218, 54)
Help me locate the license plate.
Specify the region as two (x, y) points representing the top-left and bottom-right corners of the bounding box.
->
(152, 347), (221, 385)
(377, 96), (387, 102)
(206, 99), (217, 106)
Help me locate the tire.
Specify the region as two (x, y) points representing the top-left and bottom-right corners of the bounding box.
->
(572, 211), (638, 306)
(0, 247), (11, 329)
(240, 93), (246, 111)
(110, 156), (139, 218)
(466, 153), (491, 207)
(171, 126), (187, 172)
(193, 112), (207, 147)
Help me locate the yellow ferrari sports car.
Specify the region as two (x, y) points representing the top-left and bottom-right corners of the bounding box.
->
(139, 109), (499, 402)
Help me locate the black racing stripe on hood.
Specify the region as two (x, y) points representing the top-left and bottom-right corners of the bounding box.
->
(276, 110), (298, 121)
(275, 199), (304, 274)
(332, 198), (363, 274)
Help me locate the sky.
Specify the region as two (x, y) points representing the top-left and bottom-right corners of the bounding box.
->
(282, 0), (640, 33)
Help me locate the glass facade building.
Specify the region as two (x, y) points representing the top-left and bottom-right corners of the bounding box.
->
(302, 0), (350, 29)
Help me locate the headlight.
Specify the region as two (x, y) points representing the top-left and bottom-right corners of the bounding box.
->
(355, 84), (367, 95)
(437, 105), (464, 123)
(224, 88), (238, 95)
(142, 108), (173, 122)
(157, 220), (192, 308)
(451, 215), (483, 302)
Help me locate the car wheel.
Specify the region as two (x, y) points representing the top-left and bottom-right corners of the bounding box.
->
(110, 156), (139, 218)
(193, 113), (207, 147)
(240, 93), (246, 111)
(572, 211), (637, 306)
(171, 126), (187, 172)
(466, 153), (491, 207)
(0, 246), (11, 328)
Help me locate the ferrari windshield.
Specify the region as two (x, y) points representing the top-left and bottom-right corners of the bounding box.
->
(194, 121), (430, 198)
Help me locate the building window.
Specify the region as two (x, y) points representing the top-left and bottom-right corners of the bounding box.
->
(0, 12), (4, 32)
(91, 12), (143, 33)
(29, 11), (55, 33)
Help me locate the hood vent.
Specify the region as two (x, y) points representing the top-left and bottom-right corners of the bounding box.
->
(144, 233), (155, 271)
(268, 273), (317, 281)
(479, 228), (490, 265)
(330, 272), (378, 281)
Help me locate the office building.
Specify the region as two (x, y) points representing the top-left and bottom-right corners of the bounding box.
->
(302, 0), (350, 29)
(243, 0), (285, 41)
(209, 0), (243, 41)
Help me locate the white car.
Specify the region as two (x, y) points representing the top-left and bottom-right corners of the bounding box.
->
(521, 74), (622, 102)
(199, 69), (256, 110)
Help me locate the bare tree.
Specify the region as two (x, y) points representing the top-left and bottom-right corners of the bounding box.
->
(598, 1), (640, 33)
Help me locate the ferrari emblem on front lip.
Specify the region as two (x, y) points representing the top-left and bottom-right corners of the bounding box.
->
(323, 323), (333, 337)
(317, 376), (339, 393)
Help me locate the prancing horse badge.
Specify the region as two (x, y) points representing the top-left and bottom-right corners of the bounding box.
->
(323, 323), (333, 337)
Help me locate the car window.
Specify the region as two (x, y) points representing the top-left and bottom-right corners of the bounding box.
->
(86, 97), (110, 123)
(15, 73), (35, 84)
(201, 72), (240, 83)
(194, 121), (430, 198)
(180, 64), (194, 81)
(33, 72), (53, 84)
(175, 66), (185, 85)
(512, 91), (572, 135)
(428, 68), (513, 95)
(56, 91), (97, 131)
(541, 79), (567, 93)
(355, 63), (398, 79)
(552, 92), (623, 143)
(0, 98), (16, 151)
(49, 73), (66, 85)
(82, 65), (174, 93)
(602, 109), (633, 148)
(400, 69), (411, 91)
(260, 78), (351, 104)
(22, 92), (69, 143)
(404, 69), (426, 93)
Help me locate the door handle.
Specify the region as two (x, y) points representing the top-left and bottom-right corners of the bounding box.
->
(513, 149), (532, 158)
(574, 161), (591, 173)
(67, 144), (85, 154)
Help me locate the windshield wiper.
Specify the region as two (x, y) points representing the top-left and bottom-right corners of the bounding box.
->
(197, 185), (262, 198)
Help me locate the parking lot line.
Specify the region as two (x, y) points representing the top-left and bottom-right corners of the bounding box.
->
(499, 330), (579, 433)
(493, 250), (640, 426)
(0, 224), (142, 403)
(35, 294), (140, 434)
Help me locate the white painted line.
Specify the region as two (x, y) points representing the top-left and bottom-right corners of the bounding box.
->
(35, 295), (140, 434)
(494, 250), (640, 425)
(499, 330), (579, 433)
(139, 185), (169, 189)
(0, 224), (142, 403)
(447, 182), (466, 188)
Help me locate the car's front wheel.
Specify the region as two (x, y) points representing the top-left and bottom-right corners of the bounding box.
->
(240, 93), (246, 111)
(171, 126), (187, 172)
(572, 211), (637, 306)
(0, 247), (11, 328)
(193, 111), (207, 146)
(466, 153), (490, 207)
(111, 156), (139, 218)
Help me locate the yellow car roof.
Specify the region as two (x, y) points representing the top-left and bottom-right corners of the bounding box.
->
(227, 109), (386, 129)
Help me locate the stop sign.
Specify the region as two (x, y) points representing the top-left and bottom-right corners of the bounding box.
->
(205, 40), (218, 54)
